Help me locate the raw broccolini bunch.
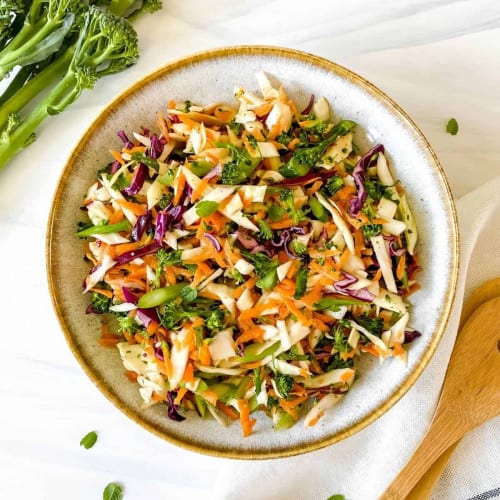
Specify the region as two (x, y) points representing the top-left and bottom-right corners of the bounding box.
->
(0, 0), (162, 171)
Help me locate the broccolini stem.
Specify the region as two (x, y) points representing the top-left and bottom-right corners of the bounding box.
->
(0, 48), (73, 130)
(0, 71), (77, 171)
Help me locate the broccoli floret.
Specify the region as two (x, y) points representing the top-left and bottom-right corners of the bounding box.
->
(361, 223), (382, 239)
(117, 314), (140, 334)
(219, 143), (260, 185)
(257, 219), (273, 240)
(206, 308), (225, 332)
(0, 6), (139, 170)
(108, 0), (162, 20)
(279, 120), (356, 178)
(332, 320), (351, 353)
(90, 292), (111, 314)
(322, 175), (344, 197)
(279, 188), (306, 225)
(274, 374), (294, 399)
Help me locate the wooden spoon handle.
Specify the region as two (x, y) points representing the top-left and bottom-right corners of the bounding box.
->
(380, 411), (466, 499)
(405, 442), (459, 500)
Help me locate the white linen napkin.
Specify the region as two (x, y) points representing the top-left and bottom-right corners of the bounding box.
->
(210, 176), (500, 500)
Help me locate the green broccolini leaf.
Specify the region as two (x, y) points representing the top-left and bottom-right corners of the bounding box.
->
(195, 200), (219, 217)
(180, 286), (197, 303)
(79, 430), (98, 449)
(294, 265), (309, 299)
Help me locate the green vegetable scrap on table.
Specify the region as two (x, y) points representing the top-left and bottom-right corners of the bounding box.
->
(0, 0), (163, 172)
(103, 482), (124, 500)
(79, 430), (98, 449)
(446, 117), (459, 135)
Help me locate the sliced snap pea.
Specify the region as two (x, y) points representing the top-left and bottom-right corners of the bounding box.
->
(137, 283), (186, 308)
(76, 219), (131, 238)
(309, 196), (328, 222)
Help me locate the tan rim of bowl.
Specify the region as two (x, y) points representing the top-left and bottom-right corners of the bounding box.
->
(46, 45), (460, 459)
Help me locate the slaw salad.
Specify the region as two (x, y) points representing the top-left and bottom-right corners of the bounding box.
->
(78, 72), (421, 435)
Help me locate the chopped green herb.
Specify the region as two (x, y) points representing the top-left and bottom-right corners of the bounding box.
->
(80, 430), (98, 449)
(195, 200), (219, 217)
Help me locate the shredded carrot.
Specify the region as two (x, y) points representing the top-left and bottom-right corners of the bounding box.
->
(237, 399), (256, 437)
(217, 402), (239, 420)
(109, 150), (125, 165)
(396, 253), (406, 281)
(201, 390), (218, 407)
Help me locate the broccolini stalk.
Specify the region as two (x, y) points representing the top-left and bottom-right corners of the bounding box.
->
(0, 6), (139, 170)
(0, 51), (71, 130)
(0, 0), (85, 80)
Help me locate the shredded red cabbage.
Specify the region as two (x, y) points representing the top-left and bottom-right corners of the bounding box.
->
(166, 390), (186, 421)
(154, 342), (164, 361)
(203, 164), (222, 181)
(149, 134), (165, 159)
(131, 212), (151, 241)
(110, 160), (121, 174)
(154, 211), (168, 243)
(123, 163), (148, 196)
(349, 144), (385, 216)
(117, 130), (133, 149)
(115, 241), (161, 265)
(404, 329), (422, 344)
(204, 232), (222, 251)
(301, 94), (315, 115)
(236, 231), (259, 250)
(334, 272), (375, 302)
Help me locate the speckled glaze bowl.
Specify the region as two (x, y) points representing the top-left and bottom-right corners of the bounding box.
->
(46, 46), (459, 459)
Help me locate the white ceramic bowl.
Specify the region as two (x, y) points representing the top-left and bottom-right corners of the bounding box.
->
(47, 46), (459, 459)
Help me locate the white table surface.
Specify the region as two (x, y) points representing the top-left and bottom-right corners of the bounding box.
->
(1, 1), (500, 499)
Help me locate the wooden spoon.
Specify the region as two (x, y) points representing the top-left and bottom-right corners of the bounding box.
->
(380, 295), (500, 499)
(404, 277), (500, 499)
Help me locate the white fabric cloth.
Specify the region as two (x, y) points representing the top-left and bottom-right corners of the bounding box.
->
(210, 178), (500, 500)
